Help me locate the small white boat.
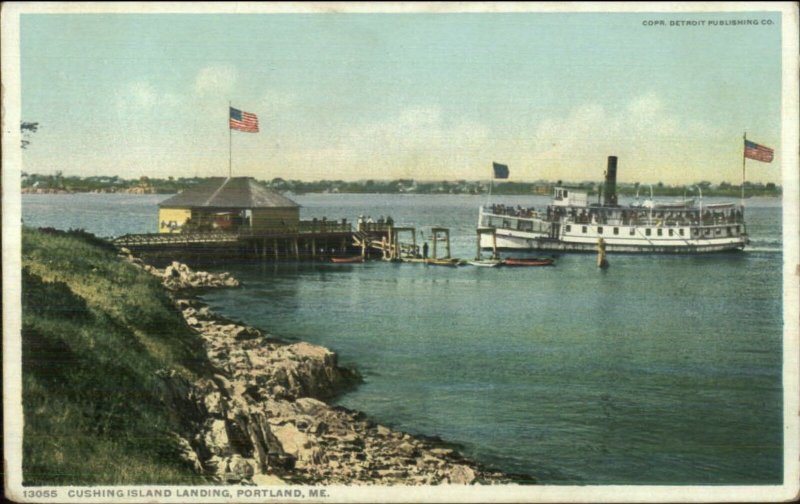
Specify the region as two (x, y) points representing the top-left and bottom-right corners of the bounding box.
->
(468, 259), (503, 267)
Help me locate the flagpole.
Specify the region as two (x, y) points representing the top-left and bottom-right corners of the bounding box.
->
(741, 131), (746, 207)
(228, 101), (232, 178)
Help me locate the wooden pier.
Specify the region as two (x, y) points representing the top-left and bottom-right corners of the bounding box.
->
(113, 219), (452, 267)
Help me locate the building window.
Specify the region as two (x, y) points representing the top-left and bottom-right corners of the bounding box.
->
(736, 225), (740, 233)
(629, 228), (635, 236)
(598, 226), (603, 234)
(679, 229), (685, 236)
(646, 229), (652, 236)
(668, 229), (674, 236)
(565, 225), (572, 232)
(582, 226), (587, 234)
(657, 229), (663, 236)
(613, 227), (619, 235)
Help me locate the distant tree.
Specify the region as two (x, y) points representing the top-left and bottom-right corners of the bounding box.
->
(21, 121), (39, 149)
(766, 182), (776, 191)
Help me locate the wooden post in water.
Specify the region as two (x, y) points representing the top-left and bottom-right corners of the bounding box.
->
(273, 239), (279, 261)
(492, 229), (497, 259)
(432, 232), (438, 260)
(445, 229), (451, 259)
(293, 238), (300, 260)
(311, 238), (316, 260)
(597, 237), (609, 268)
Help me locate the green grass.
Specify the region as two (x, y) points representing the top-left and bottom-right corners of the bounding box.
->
(21, 228), (211, 485)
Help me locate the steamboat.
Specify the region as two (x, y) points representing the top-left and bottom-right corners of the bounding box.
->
(478, 156), (748, 253)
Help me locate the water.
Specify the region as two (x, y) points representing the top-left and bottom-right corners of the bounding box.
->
(21, 193), (784, 484)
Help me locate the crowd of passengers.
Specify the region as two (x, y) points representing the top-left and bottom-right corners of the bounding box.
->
(552, 208), (744, 226)
(489, 204), (539, 218)
(491, 203), (744, 226)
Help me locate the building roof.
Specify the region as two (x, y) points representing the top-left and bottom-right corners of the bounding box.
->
(159, 177), (300, 209)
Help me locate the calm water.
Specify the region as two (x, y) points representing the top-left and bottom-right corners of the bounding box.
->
(22, 193), (784, 484)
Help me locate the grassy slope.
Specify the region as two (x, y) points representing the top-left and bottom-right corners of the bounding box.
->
(20, 228), (210, 485)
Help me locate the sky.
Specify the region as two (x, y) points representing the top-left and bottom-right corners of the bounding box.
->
(20, 10), (784, 184)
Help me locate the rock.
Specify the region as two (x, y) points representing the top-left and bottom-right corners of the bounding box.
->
(203, 391), (225, 417)
(204, 419), (232, 455)
(397, 442), (418, 458)
(295, 397), (327, 415)
(222, 454), (255, 482)
(272, 423), (310, 456)
(252, 473), (287, 485)
(430, 447), (454, 457)
(376, 425), (391, 437)
(173, 435), (203, 473)
(234, 326), (261, 340)
(446, 464), (476, 485)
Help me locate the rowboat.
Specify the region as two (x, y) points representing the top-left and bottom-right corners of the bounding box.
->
(502, 257), (555, 267)
(426, 258), (459, 267)
(330, 256), (365, 264)
(467, 259), (503, 267)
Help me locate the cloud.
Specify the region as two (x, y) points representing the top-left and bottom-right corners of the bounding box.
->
(531, 93), (721, 183)
(115, 80), (180, 116)
(194, 64), (238, 95)
(286, 106), (492, 180)
(260, 89), (297, 113)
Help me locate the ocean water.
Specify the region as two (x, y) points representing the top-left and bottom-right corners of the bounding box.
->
(21, 193), (784, 484)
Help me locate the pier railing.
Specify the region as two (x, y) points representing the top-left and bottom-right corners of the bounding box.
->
(298, 220), (352, 234)
(114, 221), (353, 247)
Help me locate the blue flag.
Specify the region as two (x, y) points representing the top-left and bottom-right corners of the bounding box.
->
(493, 162), (509, 179)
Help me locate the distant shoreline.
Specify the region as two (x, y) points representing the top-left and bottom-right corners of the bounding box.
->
(19, 185), (783, 199)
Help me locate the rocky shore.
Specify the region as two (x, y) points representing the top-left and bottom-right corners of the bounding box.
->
(118, 249), (519, 485)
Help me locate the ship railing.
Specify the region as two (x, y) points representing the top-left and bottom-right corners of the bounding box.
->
(480, 205), (540, 219)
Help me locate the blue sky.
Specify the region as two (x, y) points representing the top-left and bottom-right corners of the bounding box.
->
(20, 11), (782, 184)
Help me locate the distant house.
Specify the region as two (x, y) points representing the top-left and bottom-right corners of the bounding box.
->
(158, 177), (300, 234)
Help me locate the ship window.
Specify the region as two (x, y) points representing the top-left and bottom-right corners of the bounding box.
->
(657, 229), (663, 236)
(668, 229), (674, 236)
(716, 228), (722, 235)
(565, 225), (571, 232)
(679, 229), (685, 236)
(646, 229), (651, 236)
(564, 190), (568, 197)
(613, 227), (619, 235)
(629, 228), (635, 236)
(736, 225), (740, 233)
(582, 226), (587, 234)
(597, 226), (603, 234)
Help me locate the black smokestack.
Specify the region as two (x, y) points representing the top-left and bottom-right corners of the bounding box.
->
(604, 156), (618, 206)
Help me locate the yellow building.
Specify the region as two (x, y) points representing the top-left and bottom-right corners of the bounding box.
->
(157, 177), (300, 234)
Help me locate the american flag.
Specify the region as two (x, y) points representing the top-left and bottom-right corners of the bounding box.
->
(744, 139), (773, 163)
(229, 107), (259, 133)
